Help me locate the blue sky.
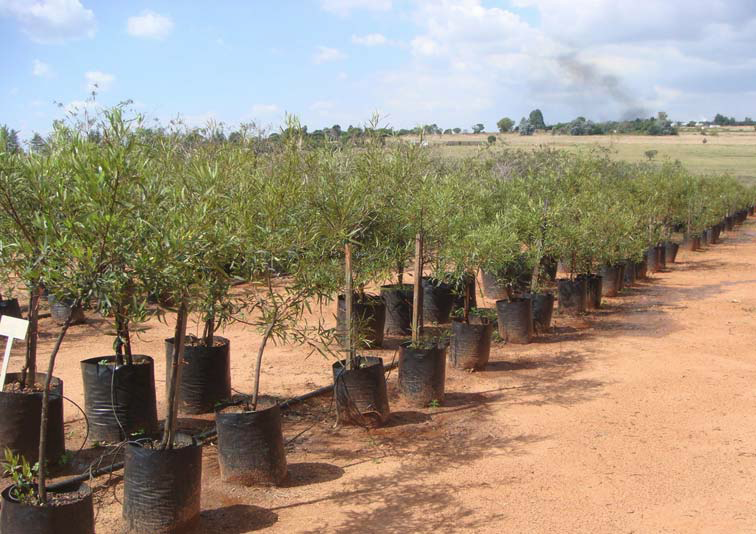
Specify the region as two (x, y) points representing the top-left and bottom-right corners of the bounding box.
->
(2, 0), (756, 139)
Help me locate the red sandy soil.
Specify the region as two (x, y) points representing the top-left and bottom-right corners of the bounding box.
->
(5, 220), (756, 533)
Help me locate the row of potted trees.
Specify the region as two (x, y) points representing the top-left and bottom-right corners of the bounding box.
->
(0, 110), (754, 533)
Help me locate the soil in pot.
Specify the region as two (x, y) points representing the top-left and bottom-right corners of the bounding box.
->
(123, 437), (202, 534)
(215, 402), (287, 486)
(164, 336), (231, 414)
(336, 293), (386, 349)
(398, 342), (447, 407)
(380, 284), (413, 336)
(495, 297), (533, 344)
(421, 277), (455, 324)
(332, 356), (390, 427)
(664, 242), (679, 264)
(80, 356), (158, 443)
(0, 298), (22, 319)
(0, 372), (65, 464)
(449, 319), (492, 370)
(582, 275), (602, 310)
(557, 278), (587, 315)
(523, 292), (555, 333)
(0, 482), (94, 534)
(599, 265), (621, 297)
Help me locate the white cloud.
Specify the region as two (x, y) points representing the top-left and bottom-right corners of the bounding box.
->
(313, 46), (347, 64)
(352, 33), (387, 46)
(126, 10), (174, 39)
(32, 59), (52, 78)
(320, 0), (391, 16)
(84, 70), (114, 92)
(251, 104), (278, 115)
(0, 0), (96, 43)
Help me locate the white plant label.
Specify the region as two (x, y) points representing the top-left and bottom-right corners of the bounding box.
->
(0, 315), (30, 391)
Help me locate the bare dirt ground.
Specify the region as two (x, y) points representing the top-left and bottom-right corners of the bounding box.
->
(7, 219), (756, 533)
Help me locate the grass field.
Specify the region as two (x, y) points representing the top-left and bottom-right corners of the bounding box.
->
(412, 126), (756, 184)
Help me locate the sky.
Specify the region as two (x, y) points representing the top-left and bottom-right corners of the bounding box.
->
(2, 0), (756, 138)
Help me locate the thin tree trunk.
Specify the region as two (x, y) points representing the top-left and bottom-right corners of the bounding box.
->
(463, 274), (471, 323)
(344, 243), (354, 369)
(37, 314), (72, 503)
(203, 312), (215, 348)
(160, 301), (188, 450)
(411, 232), (423, 345)
(22, 286), (40, 390)
(397, 261), (404, 286)
(123, 321), (132, 366)
(251, 320), (275, 412)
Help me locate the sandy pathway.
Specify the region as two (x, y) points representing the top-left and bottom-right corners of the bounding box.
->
(8, 220), (756, 533)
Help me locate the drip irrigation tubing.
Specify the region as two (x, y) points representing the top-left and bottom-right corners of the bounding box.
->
(46, 360), (398, 492)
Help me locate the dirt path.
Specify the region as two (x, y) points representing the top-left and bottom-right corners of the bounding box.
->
(10, 220), (756, 533)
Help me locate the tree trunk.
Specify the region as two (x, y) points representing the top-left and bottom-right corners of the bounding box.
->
(22, 286), (40, 390)
(251, 320), (275, 412)
(411, 232), (423, 345)
(203, 312), (215, 348)
(463, 274), (471, 323)
(37, 314), (72, 503)
(160, 301), (188, 450)
(344, 243), (355, 369)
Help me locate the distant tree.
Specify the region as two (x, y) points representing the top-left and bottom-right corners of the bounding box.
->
(496, 117), (514, 133)
(471, 123), (485, 134)
(518, 118), (534, 136)
(644, 149), (658, 161)
(528, 109), (546, 130)
(686, 121), (696, 127)
(657, 111), (668, 122)
(487, 135), (496, 144)
(0, 125), (21, 153)
(29, 133), (49, 154)
(452, 128), (461, 134)
(443, 128), (452, 135)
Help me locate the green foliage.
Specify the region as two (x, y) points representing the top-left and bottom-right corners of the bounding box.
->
(2, 449), (38, 504)
(497, 117), (514, 133)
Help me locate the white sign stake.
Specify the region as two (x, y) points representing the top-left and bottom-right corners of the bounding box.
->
(0, 315), (30, 391)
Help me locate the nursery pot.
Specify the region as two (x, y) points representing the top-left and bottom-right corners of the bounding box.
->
(421, 277), (455, 324)
(635, 259), (647, 280)
(599, 265), (621, 297)
(398, 342), (447, 407)
(332, 356), (390, 427)
(725, 215), (734, 230)
(0, 482), (94, 534)
(557, 278), (587, 315)
(449, 319), (492, 371)
(700, 229), (709, 246)
(47, 296), (85, 326)
(480, 269), (510, 301)
(495, 297), (533, 344)
(164, 336), (232, 414)
(215, 403), (287, 486)
(524, 291), (555, 333)
(582, 275), (602, 310)
(541, 256), (559, 282)
(645, 247), (659, 273)
(0, 298), (22, 319)
(336, 293), (386, 349)
(683, 235), (700, 251)
(380, 284), (413, 335)
(0, 372), (64, 464)
(81, 355), (158, 443)
(656, 244), (667, 270)
(623, 261), (637, 287)
(664, 242), (679, 264)
(711, 225), (721, 244)
(123, 439), (202, 534)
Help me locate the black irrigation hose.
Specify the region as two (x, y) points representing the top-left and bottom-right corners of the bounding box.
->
(46, 360), (399, 491)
